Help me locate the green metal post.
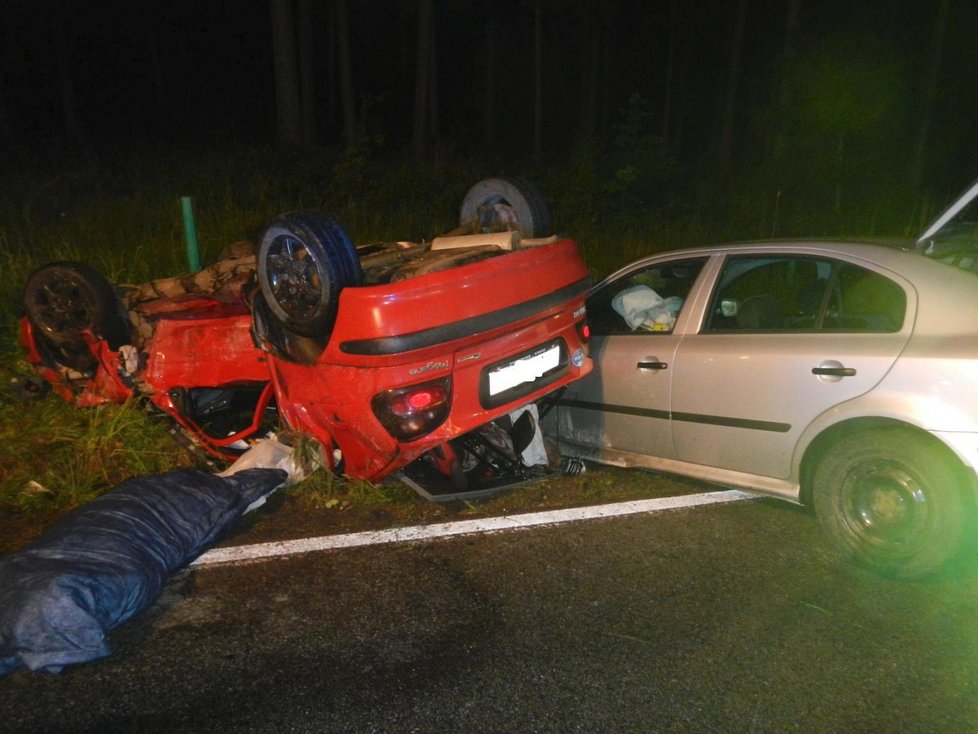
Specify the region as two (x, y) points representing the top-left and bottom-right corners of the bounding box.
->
(181, 196), (202, 272)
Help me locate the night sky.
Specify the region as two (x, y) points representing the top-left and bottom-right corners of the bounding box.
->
(2, 1), (976, 194)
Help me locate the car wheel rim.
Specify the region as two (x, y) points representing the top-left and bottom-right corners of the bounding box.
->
(31, 276), (96, 336)
(840, 461), (929, 551)
(477, 198), (520, 232)
(265, 234), (324, 321)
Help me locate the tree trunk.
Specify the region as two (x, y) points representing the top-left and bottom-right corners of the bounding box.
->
(598, 16), (616, 144)
(270, 0), (303, 147)
(297, 0), (316, 144)
(324, 3), (337, 135)
(579, 28), (600, 143)
(428, 9), (439, 152)
(533, 1), (543, 160)
(0, 11), (12, 144)
(767, 0), (801, 164)
(483, 3), (497, 150)
(0, 70), (11, 144)
(51, 0), (82, 142)
(670, 0), (690, 154)
(143, 5), (167, 121)
(335, 0), (356, 148)
(413, 0), (434, 159)
(717, 0), (747, 170)
(662, 0), (680, 140)
(911, 0), (949, 193)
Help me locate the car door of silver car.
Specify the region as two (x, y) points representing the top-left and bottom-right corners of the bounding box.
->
(548, 258), (709, 458)
(669, 254), (914, 480)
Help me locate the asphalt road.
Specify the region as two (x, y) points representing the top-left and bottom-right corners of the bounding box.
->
(4, 481), (978, 733)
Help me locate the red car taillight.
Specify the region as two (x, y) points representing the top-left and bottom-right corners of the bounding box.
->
(372, 377), (452, 441)
(576, 319), (590, 344)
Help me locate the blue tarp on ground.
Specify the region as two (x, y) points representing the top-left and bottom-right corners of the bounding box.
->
(0, 467), (285, 675)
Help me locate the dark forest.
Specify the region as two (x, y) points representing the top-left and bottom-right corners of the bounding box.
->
(1, 1), (976, 238)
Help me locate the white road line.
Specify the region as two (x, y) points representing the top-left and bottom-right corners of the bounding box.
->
(193, 489), (755, 567)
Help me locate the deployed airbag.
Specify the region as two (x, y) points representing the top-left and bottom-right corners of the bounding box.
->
(611, 285), (683, 331)
(0, 467), (285, 675)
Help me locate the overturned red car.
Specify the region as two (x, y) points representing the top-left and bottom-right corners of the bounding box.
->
(19, 178), (592, 490)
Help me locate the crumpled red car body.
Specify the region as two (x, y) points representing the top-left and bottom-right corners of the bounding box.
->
(20, 238), (591, 481)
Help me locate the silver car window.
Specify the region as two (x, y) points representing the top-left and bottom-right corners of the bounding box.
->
(832, 262), (906, 331)
(705, 255), (905, 333)
(587, 257), (708, 336)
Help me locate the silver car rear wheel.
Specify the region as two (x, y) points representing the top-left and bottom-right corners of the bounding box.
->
(813, 428), (970, 579)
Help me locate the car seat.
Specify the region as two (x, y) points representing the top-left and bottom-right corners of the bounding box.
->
(736, 294), (783, 329)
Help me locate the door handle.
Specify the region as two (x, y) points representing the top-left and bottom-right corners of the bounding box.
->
(637, 360), (668, 371)
(812, 366), (856, 377)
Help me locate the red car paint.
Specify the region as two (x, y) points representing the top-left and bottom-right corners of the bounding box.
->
(21, 238), (591, 481)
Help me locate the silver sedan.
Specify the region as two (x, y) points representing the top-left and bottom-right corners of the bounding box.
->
(545, 185), (978, 578)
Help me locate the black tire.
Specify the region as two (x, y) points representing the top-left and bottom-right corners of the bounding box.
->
(23, 261), (129, 370)
(257, 212), (363, 338)
(812, 428), (971, 579)
(459, 177), (552, 238)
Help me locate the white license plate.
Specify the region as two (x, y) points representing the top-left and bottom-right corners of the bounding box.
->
(488, 343), (561, 396)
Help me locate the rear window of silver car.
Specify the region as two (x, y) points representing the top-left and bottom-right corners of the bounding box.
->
(704, 255), (906, 333)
